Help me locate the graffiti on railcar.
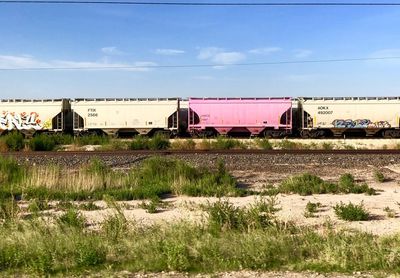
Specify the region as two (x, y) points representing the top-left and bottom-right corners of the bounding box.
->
(332, 119), (391, 129)
(0, 111), (43, 130)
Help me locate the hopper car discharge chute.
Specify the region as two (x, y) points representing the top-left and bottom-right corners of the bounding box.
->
(188, 97), (292, 137)
(70, 98), (180, 137)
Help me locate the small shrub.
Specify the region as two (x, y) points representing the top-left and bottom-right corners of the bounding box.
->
(75, 239), (107, 267)
(101, 214), (129, 241)
(0, 198), (19, 221)
(205, 197), (280, 232)
(304, 201), (321, 218)
(0, 156), (24, 184)
(374, 170), (385, 183)
(0, 140), (9, 152)
(4, 132), (24, 151)
(170, 139), (196, 150)
(256, 138), (273, 150)
(50, 133), (74, 145)
(383, 207), (396, 218)
(205, 199), (245, 231)
(58, 208), (86, 228)
(140, 197), (161, 213)
(28, 199), (50, 213)
(29, 134), (56, 151)
(75, 135), (109, 146)
(279, 173), (337, 195)
(79, 201), (101, 211)
(277, 139), (298, 150)
(148, 134), (170, 150)
(321, 142), (334, 150)
(334, 202), (369, 221)
(211, 137), (245, 150)
(130, 136), (149, 150)
(57, 201), (76, 210)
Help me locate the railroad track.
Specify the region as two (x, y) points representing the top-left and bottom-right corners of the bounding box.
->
(2, 149), (400, 157)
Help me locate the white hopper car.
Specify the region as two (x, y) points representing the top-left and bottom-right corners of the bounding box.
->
(299, 97), (400, 138)
(0, 99), (68, 136)
(70, 98), (180, 136)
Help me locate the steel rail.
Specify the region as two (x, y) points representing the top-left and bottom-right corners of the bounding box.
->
(2, 149), (400, 157)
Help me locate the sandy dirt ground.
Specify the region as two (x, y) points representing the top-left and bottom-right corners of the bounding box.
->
(61, 165), (400, 236)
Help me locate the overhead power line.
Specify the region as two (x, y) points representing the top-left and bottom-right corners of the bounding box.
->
(2, 1), (400, 5)
(0, 56), (398, 71)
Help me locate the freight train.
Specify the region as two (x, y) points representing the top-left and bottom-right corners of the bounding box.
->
(1, 97), (400, 138)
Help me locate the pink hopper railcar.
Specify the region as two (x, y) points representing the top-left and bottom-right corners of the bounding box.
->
(188, 97), (292, 137)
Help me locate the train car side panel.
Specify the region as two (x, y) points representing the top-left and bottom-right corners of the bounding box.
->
(0, 99), (65, 134)
(71, 98), (180, 135)
(188, 97), (292, 136)
(300, 97), (400, 137)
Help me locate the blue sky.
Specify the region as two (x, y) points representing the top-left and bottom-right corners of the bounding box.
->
(1, 1), (400, 98)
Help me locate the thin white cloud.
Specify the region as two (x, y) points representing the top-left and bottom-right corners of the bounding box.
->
(249, 47), (281, 55)
(293, 49), (313, 59)
(0, 54), (156, 71)
(197, 47), (246, 65)
(212, 52), (245, 64)
(101, 46), (124, 55)
(0, 55), (49, 68)
(197, 47), (224, 60)
(155, 48), (185, 55)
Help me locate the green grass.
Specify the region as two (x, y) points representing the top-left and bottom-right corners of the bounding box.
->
(3, 132), (25, 151)
(334, 202), (370, 221)
(1, 206), (400, 275)
(279, 173), (376, 196)
(374, 170), (385, 183)
(130, 134), (170, 150)
(29, 134), (56, 151)
(74, 135), (110, 146)
(0, 156), (244, 202)
(256, 138), (273, 150)
(304, 201), (321, 218)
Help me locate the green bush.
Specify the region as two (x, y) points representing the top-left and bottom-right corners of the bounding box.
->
(334, 202), (369, 221)
(29, 134), (56, 151)
(279, 173), (376, 196)
(277, 139), (298, 150)
(170, 139), (196, 150)
(4, 132), (24, 151)
(256, 138), (273, 150)
(205, 197), (280, 232)
(58, 208), (86, 228)
(140, 197), (161, 213)
(211, 137), (244, 150)
(50, 133), (74, 145)
(28, 199), (50, 213)
(304, 201), (321, 218)
(374, 170), (385, 183)
(79, 201), (101, 211)
(130, 136), (150, 150)
(0, 156), (24, 185)
(74, 135), (109, 146)
(321, 142), (334, 150)
(148, 134), (170, 150)
(279, 173), (337, 195)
